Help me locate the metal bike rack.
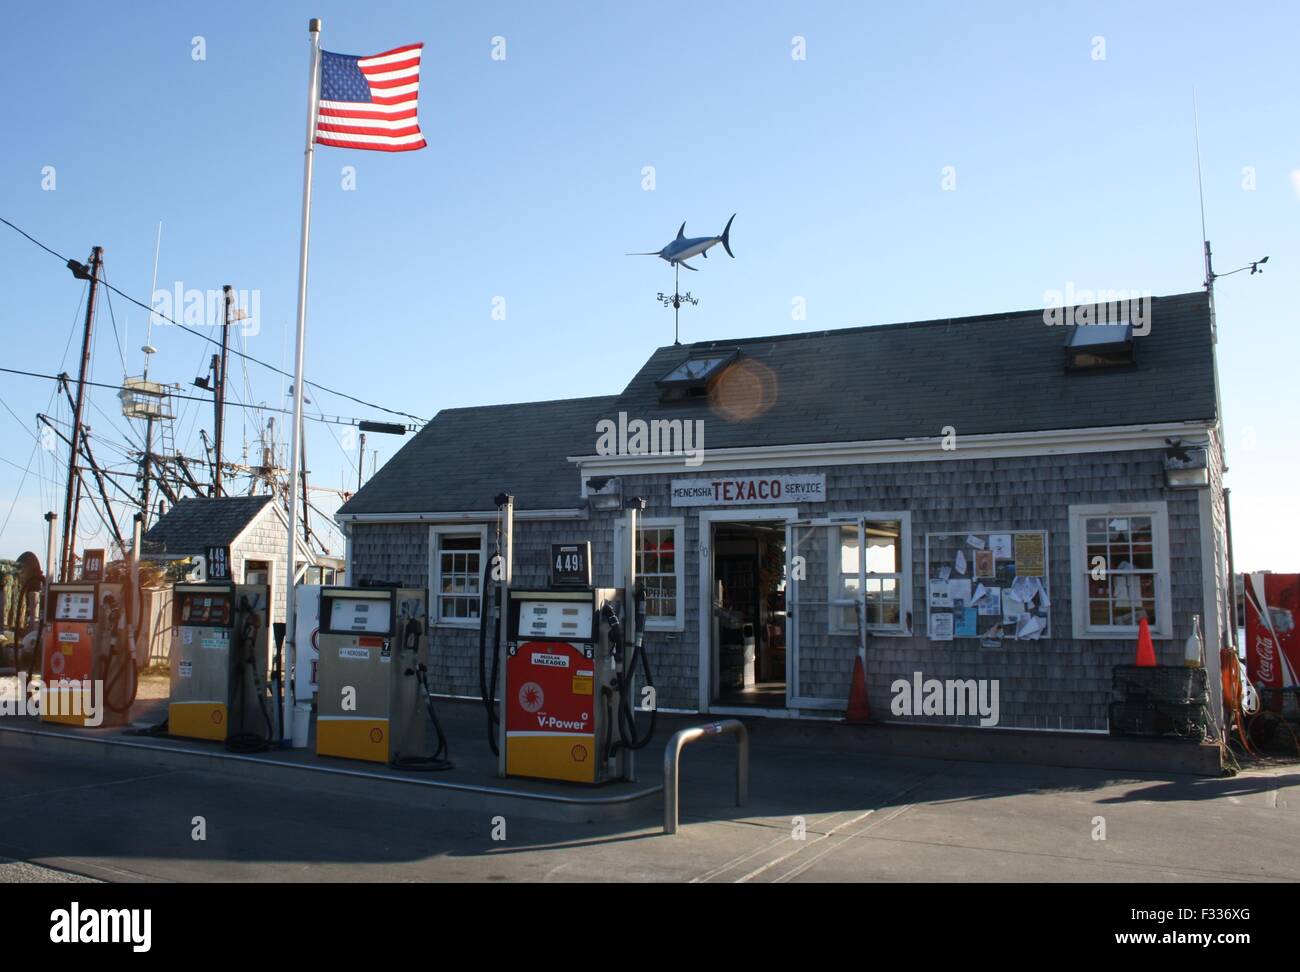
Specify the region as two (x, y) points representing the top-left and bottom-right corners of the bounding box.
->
(663, 719), (749, 835)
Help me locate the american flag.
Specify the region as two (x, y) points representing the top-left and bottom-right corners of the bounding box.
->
(315, 43), (426, 152)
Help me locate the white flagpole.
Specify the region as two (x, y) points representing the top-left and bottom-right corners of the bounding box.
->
(284, 17), (323, 746)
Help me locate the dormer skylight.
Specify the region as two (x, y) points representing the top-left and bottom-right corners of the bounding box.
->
(1065, 322), (1135, 370)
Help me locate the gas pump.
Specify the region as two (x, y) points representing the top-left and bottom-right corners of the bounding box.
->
(168, 582), (272, 747)
(315, 586), (451, 769)
(41, 581), (129, 727)
(501, 585), (630, 783)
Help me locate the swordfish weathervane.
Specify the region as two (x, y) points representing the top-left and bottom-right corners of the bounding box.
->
(627, 214), (736, 345)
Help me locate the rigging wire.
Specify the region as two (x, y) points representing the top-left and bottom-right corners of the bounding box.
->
(0, 215), (428, 424)
(0, 440), (48, 542)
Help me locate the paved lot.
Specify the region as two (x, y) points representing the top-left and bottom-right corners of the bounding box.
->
(1, 728), (1297, 882)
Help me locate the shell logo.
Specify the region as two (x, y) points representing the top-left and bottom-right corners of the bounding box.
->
(518, 682), (544, 713)
(571, 744), (588, 763)
(369, 727), (385, 743)
(211, 710), (224, 724)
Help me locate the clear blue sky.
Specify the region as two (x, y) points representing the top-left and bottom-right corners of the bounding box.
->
(1, 0), (1296, 570)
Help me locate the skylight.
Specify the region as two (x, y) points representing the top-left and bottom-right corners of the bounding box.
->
(656, 349), (741, 402)
(659, 353), (735, 385)
(1065, 322), (1135, 369)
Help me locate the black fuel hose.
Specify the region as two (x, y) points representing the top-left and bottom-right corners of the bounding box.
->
(391, 618), (455, 771)
(613, 588), (657, 752)
(477, 554), (502, 755)
(226, 598), (273, 754)
(98, 600), (139, 716)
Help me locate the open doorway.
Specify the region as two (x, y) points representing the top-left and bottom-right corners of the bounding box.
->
(711, 520), (787, 708)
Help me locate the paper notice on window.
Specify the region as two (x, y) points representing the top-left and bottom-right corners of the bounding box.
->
(975, 549), (994, 578)
(977, 586), (1002, 616)
(1016, 613), (1044, 640)
(980, 622), (1004, 648)
(966, 534), (986, 550)
(1002, 595), (1025, 626)
(989, 534), (1013, 560)
(1010, 574), (1037, 606)
(929, 612), (954, 641)
(1013, 533), (1045, 576)
(955, 608), (978, 637)
(929, 579), (952, 608)
(954, 550), (968, 575)
(937, 565), (952, 581)
(1033, 577), (1050, 607)
(949, 579), (973, 607)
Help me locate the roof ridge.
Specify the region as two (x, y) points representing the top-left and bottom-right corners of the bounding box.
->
(436, 393), (619, 416)
(660, 290), (1207, 353)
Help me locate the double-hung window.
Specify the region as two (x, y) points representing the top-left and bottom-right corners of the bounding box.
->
(615, 517), (686, 631)
(430, 525), (487, 626)
(1068, 503), (1172, 638)
(829, 513), (911, 635)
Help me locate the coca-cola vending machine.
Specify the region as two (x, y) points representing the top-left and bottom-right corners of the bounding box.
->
(1244, 572), (1300, 711)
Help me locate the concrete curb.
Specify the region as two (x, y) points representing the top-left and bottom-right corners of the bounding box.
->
(742, 718), (1224, 776)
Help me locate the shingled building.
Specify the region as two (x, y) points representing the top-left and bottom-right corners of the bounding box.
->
(337, 291), (1230, 732)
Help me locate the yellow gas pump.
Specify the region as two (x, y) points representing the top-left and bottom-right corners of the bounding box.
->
(41, 581), (129, 727)
(167, 582), (271, 745)
(315, 586), (450, 768)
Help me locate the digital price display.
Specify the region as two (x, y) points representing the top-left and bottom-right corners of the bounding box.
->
(519, 600), (593, 641)
(329, 597), (392, 634)
(54, 592), (94, 621)
(179, 594), (232, 626)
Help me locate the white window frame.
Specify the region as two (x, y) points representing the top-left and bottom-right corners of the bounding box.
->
(615, 516), (685, 631)
(827, 511), (912, 637)
(1068, 502), (1172, 639)
(428, 524), (488, 628)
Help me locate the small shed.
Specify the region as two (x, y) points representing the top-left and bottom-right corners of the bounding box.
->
(141, 495), (316, 624)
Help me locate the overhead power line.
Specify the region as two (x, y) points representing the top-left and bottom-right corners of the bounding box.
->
(0, 366), (417, 433)
(0, 215), (428, 424)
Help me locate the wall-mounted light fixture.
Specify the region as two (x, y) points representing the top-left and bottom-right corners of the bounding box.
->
(1164, 439), (1210, 489)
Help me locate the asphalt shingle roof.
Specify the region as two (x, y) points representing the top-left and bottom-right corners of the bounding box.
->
(141, 495), (274, 555)
(338, 395), (619, 516)
(340, 291), (1215, 515)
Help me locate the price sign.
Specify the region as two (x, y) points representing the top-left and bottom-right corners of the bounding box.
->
(550, 542), (591, 588)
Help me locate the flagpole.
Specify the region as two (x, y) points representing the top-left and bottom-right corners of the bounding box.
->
(284, 17), (322, 746)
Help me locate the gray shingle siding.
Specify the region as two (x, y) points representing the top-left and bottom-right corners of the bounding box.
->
(341, 289), (1224, 732)
(349, 445), (1214, 729)
(231, 516), (294, 624)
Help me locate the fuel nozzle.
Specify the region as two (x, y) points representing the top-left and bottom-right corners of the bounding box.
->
(633, 581), (648, 632)
(600, 601), (623, 657)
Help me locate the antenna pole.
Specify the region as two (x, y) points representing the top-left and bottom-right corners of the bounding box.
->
(61, 246), (103, 581)
(140, 221), (162, 529)
(213, 284), (233, 496)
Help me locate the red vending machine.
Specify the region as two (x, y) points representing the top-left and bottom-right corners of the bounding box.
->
(1244, 572), (1300, 710)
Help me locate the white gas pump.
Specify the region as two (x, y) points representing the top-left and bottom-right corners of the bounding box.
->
(314, 585), (451, 768)
(167, 582), (273, 749)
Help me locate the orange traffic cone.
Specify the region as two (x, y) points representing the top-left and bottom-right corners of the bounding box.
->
(1135, 617), (1156, 667)
(846, 656), (871, 723)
